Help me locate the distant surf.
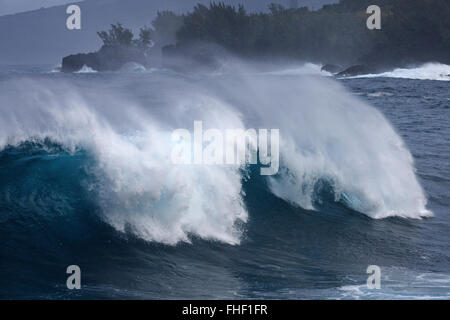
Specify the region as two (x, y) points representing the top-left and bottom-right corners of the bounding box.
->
(349, 63), (450, 81)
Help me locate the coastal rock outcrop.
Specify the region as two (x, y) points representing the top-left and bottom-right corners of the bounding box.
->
(62, 45), (148, 72)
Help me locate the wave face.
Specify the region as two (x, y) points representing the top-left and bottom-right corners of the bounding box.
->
(0, 67), (431, 246)
(75, 65), (98, 73)
(0, 78), (249, 245)
(352, 63), (450, 81)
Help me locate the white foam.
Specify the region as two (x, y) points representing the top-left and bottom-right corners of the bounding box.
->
(76, 65), (98, 73)
(367, 91), (393, 97)
(0, 64), (433, 244)
(119, 62), (147, 73)
(48, 65), (62, 73)
(352, 63), (450, 81)
(337, 268), (450, 300)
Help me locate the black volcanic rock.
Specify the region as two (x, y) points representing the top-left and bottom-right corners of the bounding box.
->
(62, 45), (149, 72)
(62, 53), (97, 73)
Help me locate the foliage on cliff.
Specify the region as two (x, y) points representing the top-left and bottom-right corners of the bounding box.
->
(167, 0), (450, 67)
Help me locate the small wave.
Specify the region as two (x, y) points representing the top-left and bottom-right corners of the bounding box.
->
(118, 63), (180, 76)
(352, 63), (450, 81)
(119, 62), (147, 73)
(48, 65), (62, 73)
(338, 268), (450, 300)
(75, 65), (98, 74)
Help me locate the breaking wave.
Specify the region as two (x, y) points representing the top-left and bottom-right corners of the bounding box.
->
(0, 67), (432, 245)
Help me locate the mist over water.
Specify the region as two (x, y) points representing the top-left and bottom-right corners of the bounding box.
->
(349, 63), (450, 82)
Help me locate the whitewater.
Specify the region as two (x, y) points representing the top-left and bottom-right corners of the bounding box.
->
(0, 63), (432, 244)
(0, 62), (448, 299)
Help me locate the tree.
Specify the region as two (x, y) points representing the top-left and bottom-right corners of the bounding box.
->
(97, 23), (134, 47)
(151, 11), (184, 47)
(169, 0), (450, 67)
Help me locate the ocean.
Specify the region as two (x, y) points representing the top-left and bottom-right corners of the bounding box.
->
(0, 62), (449, 299)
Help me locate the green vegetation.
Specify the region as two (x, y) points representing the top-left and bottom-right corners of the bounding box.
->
(151, 11), (184, 49)
(97, 23), (153, 49)
(63, 0), (450, 72)
(165, 0), (450, 68)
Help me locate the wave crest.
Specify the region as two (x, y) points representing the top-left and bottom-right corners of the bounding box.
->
(0, 67), (432, 244)
(351, 63), (450, 81)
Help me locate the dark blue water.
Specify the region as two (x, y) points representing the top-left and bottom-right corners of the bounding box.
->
(0, 65), (449, 299)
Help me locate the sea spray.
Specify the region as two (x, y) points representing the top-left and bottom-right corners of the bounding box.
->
(209, 69), (432, 219)
(0, 63), (432, 245)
